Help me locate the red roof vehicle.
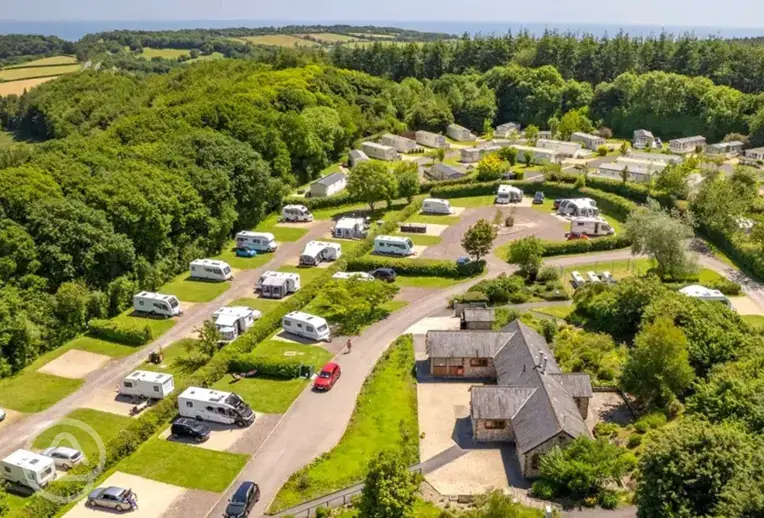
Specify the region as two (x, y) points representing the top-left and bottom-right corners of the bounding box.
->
(313, 362), (341, 391)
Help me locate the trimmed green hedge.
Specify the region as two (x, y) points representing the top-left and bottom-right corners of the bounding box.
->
(420, 173), (478, 193)
(347, 256), (486, 278)
(229, 354), (302, 379)
(282, 192), (354, 210)
(540, 235), (632, 257)
(87, 318), (152, 345)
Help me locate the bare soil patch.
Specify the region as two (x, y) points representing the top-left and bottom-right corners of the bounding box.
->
(404, 316), (461, 335)
(38, 350), (111, 379)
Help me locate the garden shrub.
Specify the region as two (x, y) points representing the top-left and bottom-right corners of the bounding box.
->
(456, 291), (490, 304)
(593, 422), (621, 439)
(282, 192), (353, 210)
(228, 354), (302, 379)
(347, 256), (485, 278)
(627, 434), (643, 448)
(599, 490), (620, 509)
(634, 412), (667, 433)
(597, 145), (608, 157)
(707, 278), (742, 296)
(537, 266), (560, 283)
(541, 234), (631, 256)
(87, 318), (152, 345)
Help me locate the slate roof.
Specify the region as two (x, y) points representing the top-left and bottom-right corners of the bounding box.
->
(427, 331), (514, 358)
(471, 386), (536, 419)
(633, 129), (654, 138)
(314, 172), (347, 187)
(428, 163), (465, 180)
(548, 373), (594, 398)
(462, 308), (495, 323)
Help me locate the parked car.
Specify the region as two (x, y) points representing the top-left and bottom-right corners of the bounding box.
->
(456, 257), (472, 266)
(533, 192), (545, 204)
(314, 363), (341, 391)
(0, 408), (5, 422)
(40, 447), (83, 470)
(501, 171), (516, 180)
(235, 247), (257, 258)
(87, 487), (137, 512)
(566, 233), (589, 241)
(224, 481), (260, 518)
(171, 417), (211, 443)
(371, 268), (396, 283)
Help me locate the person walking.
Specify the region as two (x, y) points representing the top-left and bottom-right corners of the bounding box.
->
(346, 339), (352, 354)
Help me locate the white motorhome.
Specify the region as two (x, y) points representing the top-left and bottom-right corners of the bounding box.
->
(256, 271), (301, 299)
(282, 311), (331, 341)
(333, 217), (368, 239)
(679, 285), (732, 308)
(1, 450), (56, 490)
(299, 241), (342, 267)
(569, 217), (615, 237)
(422, 198), (454, 215)
(235, 231), (278, 253)
(374, 235), (415, 257)
(212, 306), (261, 341)
(178, 387), (255, 426)
(281, 204), (313, 222)
(133, 292), (182, 318)
(120, 371), (175, 400)
(190, 259), (233, 282)
(496, 185), (523, 204)
(332, 272), (374, 281)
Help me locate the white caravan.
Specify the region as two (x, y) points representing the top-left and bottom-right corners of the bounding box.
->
(570, 271), (586, 288)
(133, 292), (182, 318)
(1, 450), (56, 490)
(189, 259), (233, 282)
(569, 217), (615, 237)
(332, 272), (374, 281)
(281, 204), (314, 222)
(679, 285), (732, 308)
(333, 217), (368, 239)
(299, 241), (341, 266)
(558, 198), (599, 217)
(178, 387), (256, 426)
(256, 271), (301, 299)
(373, 235), (415, 257)
(496, 185), (523, 204)
(282, 311), (331, 341)
(587, 271), (601, 283)
(422, 198), (454, 215)
(212, 306), (261, 341)
(120, 370), (175, 400)
(235, 231), (278, 253)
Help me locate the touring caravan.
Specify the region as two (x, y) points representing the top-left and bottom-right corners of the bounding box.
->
(190, 259), (233, 282)
(235, 231), (278, 253)
(333, 217), (368, 239)
(281, 205), (314, 223)
(212, 306), (261, 341)
(570, 271), (586, 288)
(586, 271), (601, 283)
(1, 450), (56, 490)
(569, 217), (615, 237)
(332, 272), (374, 281)
(299, 241), (342, 267)
(120, 371), (175, 400)
(133, 292), (182, 318)
(558, 199), (599, 217)
(256, 271), (301, 299)
(679, 285), (732, 308)
(422, 198), (454, 215)
(178, 387), (255, 427)
(373, 236), (415, 257)
(496, 185), (523, 204)
(282, 311), (331, 341)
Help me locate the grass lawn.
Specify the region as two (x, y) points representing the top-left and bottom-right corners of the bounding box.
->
(7, 55), (77, 67)
(212, 376), (308, 414)
(448, 195), (496, 208)
(230, 297), (283, 316)
(303, 32), (358, 43)
(396, 275), (466, 288)
(160, 272), (231, 303)
(0, 130), (15, 150)
(561, 258), (653, 281)
(742, 315), (764, 329)
(139, 47), (190, 59)
(113, 310), (177, 338)
(532, 305), (573, 320)
(530, 197), (555, 213)
(406, 213), (461, 225)
(393, 233), (443, 246)
(141, 338), (202, 379)
(0, 64), (80, 81)
(269, 335), (417, 512)
(252, 339), (333, 372)
(279, 265), (327, 287)
(60, 336), (138, 358)
(255, 214), (309, 242)
(212, 241), (272, 270)
(32, 408), (133, 462)
(380, 300), (408, 314)
(493, 240), (512, 262)
(336, 499), (443, 518)
(119, 438), (248, 492)
(698, 268), (725, 284)
(237, 35), (319, 47)
(312, 202), (370, 221)
(0, 372), (82, 412)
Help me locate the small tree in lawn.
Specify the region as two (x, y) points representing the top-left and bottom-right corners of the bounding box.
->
(620, 166), (630, 184)
(461, 219), (497, 262)
(360, 451), (418, 518)
(497, 145), (517, 166)
(393, 161), (419, 203)
(348, 161), (397, 211)
(476, 154), (508, 181)
(524, 153), (533, 168)
(525, 124), (539, 144)
(620, 141), (629, 155)
(189, 320), (221, 359)
(508, 236), (545, 280)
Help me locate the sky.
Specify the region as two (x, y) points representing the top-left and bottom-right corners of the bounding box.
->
(2, 0), (764, 29)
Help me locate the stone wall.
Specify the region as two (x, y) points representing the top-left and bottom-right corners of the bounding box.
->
(574, 396), (590, 419)
(430, 358), (497, 379)
(474, 418), (514, 442)
(520, 433), (573, 478)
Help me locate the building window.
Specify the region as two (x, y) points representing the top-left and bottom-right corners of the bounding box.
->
(470, 358), (488, 367)
(484, 420), (506, 430)
(433, 359), (447, 367)
(530, 454), (540, 470)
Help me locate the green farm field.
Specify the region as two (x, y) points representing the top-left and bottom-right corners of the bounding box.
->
(0, 64), (80, 81)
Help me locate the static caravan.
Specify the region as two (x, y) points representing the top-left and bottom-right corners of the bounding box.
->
(281, 204), (313, 222)
(669, 136), (706, 154)
(679, 285), (732, 308)
(133, 292), (182, 318)
(374, 235), (415, 257)
(495, 185), (523, 204)
(536, 138), (583, 157)
(744, 147), (764, 164)
(461, 147), (483, 163)
(120, 370), (175, 400)
(596, 161), (660, 184)
(348, 149), (369, 167)
(178, 387), (255, 427)
(332, 272), (374, 281)
(299, 241), (342, 267)
(212, 306), (261, 341)
(633, 129), (657, 149)
(570, 217), (614, 237)
(361, 141), (400, 161)
(1, 450), (56, 490)
(495, 122), (521, 138)
(511, 145), (559, 165)
(190, 259), (233, 282)
(235, 231), (278, 253)
(380, 134), (418, 153)
(282, 311), (331, 341)
(415, 130), (448, 149)
(333, 217), (368, 239)
(422, 198), (454, 215)
(310, 172), (347, 198)
(571, 132), (606, 151)
(427, 163), (466, 181)
(447, 123), (476, 142)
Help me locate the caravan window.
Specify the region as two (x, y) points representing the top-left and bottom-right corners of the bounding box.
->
(153, 386), (160, 392)
(223, 266), (231, 275)
(206, 406), (214, 412)
(41, 467), (53, 478)
(169, 298), (179, 308)
(284, 319), (292, 327)
(217, 407), (226, 415)
(306, 325), (314, 332)
(296, 323), (303, 329)
(138, 300), (145, 306)
(186, 401), (193, 408)
(4, 467), (10, 473)
(317, 324), (328, 332)
(405, 239), (414, 248)
(124, 381), (134, 388)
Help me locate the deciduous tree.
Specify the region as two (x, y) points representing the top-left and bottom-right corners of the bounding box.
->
(359, 451), (418, 518)
(348, 161), (398, 211)
(461, 219), (497, 262)
(508, 236), (545, 279)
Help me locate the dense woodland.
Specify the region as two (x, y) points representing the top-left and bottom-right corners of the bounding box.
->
(0, 34), (76, 66)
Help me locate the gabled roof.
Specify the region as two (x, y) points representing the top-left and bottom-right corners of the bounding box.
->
(428, 163), (465, 180)
(427, 330), (514, 358)
(471, 386), (536, 419)
(462, 307), (496, 323)
(548, 373), (593, 398)
(633, 129), (654, 138)
(314, 172), (347, 187)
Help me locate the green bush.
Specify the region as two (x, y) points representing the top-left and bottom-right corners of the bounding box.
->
(228, 354), (302, 379)
(598, 490), (619, 509)
(707, 278), (742, 296)
(420, 174), (477, 193)
(282, 192), (353, 210)
(537, 266), (560, 283)
(597, 145), (608, 157)
(531, 479), (556, 499)
(514, 170), (525, 180)
(541, 235), (631, 256)
(347, 256), (485, 278)
(627, 434), (643, 448)
(593, 422), (621, 439)
(457, 292), (490, 304)
(87, 318), (152, 345)
(634, 412), (667, 433)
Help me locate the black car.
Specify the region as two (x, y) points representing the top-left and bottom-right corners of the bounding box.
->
(224, 481), (260, 518)
(533, 192), (545, 204)
(371, 268), (396, 283)
(501, 171), (516, 180)
(171, 417), (211, 443)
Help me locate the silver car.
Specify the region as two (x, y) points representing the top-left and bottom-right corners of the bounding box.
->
(41, 447), (83, 470)
(87, 487), (137, 512)
(0, 408), (6, 422)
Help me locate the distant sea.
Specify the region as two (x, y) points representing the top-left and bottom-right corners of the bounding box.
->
(2, 19), (764, 41)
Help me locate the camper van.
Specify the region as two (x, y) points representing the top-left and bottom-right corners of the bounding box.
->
(178, 387), (256, 427)
(569, 217), (615, 237)
(495, 185), (523, 204)
(333, 217), (368, 239)
(282, 311), (331, 341)
(133, 292), (182, 318)
(299, 241), (342, 267)
(1, 450), (56, 490)
(281, 205), (314, 223)
(213, 306), (261, 341)
(120, 371), (175, 400)
(373, 235), (415, 257)
(422, 198), (454, 215)
(332, 272), (374, 281)
(256, 271), (301, 299)
(189, 259), (233, 282)
(235, 231), (278, 253)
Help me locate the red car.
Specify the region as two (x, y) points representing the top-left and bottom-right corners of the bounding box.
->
(313, 362), (341, 391)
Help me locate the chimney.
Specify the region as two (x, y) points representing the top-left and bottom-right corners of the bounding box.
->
(541, 355), (548, 374)
(537, 351), (544, 367)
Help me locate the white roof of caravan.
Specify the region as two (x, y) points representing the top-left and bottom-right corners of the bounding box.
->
(283, 311), (328, 325)
(332, 272), (374, 280)
(498, 184), (522, 193)
(124, 370), (173, 384)
(571, 216), (608, 224)
(262, 276), (289, 287)
(259, 270), (300, 282)
(236, 230), (275, 240)
(283, 204), (309, 211)
(335, 217), (365, 230)
(572, 132), (603, 140)
(3, 449), (54, 471)
(679, 285), (727, 299)
(190, 259), (230, 268)
(510, 144), (558, 155)
(179, 386), (232, 403)
(375, 235), (412, 243)
(213, 306), (259, 319)
(423, 198), (450, 204)
(215, 314), (239, 327)
(362, 141), (394, 151)
(135, 291), (178, 301)
(302, 241), (341, 255)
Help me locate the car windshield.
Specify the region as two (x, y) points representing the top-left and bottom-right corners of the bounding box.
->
(319, 371), (332, 378)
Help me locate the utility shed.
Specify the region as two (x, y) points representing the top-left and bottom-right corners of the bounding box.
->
(461, 307), (496, 330)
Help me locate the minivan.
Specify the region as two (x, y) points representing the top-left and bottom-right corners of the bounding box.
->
(171, 417), (211, 443)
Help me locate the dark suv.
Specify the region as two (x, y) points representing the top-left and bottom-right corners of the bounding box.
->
(371, 268), (396, 283)
(224, 481), (260, 517)
(171, 417), (211, 443)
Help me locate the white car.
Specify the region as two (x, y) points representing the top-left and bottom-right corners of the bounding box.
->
(0, 408), (6, 422)
(41, 447), (83, 470)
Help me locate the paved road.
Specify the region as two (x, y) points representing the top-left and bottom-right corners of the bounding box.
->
(0, 221), (333, 458)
